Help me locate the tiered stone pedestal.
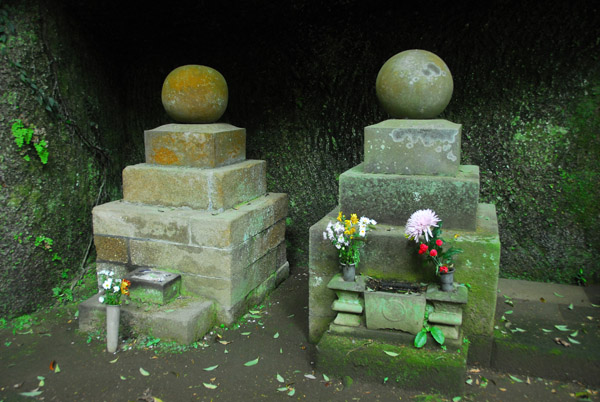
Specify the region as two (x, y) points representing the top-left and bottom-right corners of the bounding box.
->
(79, 123), (288, 343)
(309, 119), (500, 392)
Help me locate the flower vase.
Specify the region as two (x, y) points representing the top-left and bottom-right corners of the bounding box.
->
(341, 263), (356, 282)
(439, 268), (455, 292)
(106, 304), (121, 353)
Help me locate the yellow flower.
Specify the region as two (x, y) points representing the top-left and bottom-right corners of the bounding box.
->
(349, 227), (356, 235)
(337, 211), (343, 222)
(350, 214), (358, 224)
(121, 279), (131, 296)
(344, 220), (352, 228)
(344, 230), (350, 235)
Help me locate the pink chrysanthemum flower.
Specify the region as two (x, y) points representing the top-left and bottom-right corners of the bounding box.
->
(405, 209), (440, 242)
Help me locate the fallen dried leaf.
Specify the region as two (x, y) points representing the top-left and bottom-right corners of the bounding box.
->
(554, 337), (571, 347)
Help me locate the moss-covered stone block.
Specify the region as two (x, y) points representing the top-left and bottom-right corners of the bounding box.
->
(122, 160), (266, 211)
(339, 163), (480, 229)
(364, 119), (461, 176)
(316, 333), (468, 394)
(92, 193), (288, 248)
(128, 219), (285, 279)
(126, 268), (181, 305)
(144, 123), (245, 168)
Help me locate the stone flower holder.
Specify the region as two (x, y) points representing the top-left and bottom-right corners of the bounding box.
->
(106, 304), (120, 353)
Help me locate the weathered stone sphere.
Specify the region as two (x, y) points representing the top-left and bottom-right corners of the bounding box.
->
(161, 65), (228, 123)
(376, 50), (453, 119)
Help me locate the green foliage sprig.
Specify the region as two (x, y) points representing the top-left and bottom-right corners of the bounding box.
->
(11, 119), (49, 164)
(414, 305), (445, 349)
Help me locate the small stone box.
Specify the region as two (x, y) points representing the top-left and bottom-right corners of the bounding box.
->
(144, 123), (246, 168)
(126, 268), (182, 305)
(364, 119), (461, 176)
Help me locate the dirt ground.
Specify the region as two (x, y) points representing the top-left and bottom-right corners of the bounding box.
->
(1, 265), (598, 402)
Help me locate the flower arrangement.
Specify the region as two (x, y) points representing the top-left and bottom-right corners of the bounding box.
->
(323, 211), (377, 265)
(98, 270), (131, 305)
(405, 209), (462, 275)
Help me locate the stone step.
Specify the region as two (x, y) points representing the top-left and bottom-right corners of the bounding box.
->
(316, 332), (468, 394)
(364, 119), (462, 176)
(144, 123), (245, 168)
(309, 203), (500, 361)
(489, 279), (600, 386)
(78, 293), (215, 344)
(122, 160), (266, 211)
(339, 163), (479, 230)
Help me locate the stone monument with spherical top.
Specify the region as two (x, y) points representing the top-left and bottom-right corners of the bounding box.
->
(161, 65), (228, 123)
(376, 49), (453, 119)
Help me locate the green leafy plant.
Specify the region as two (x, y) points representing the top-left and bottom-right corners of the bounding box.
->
(323, 211), (377, 265)
(414, 305), (445, 348)
(11, 119), (49, 164)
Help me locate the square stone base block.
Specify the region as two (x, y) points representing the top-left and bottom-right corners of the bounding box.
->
(364, 119), (461, 176)
(122, 160), (266, 211)
(78, 293), (215, 344)
(144, 123), (245, 168)
(316, 332), (468, 395)
(339, 163), (479, 230)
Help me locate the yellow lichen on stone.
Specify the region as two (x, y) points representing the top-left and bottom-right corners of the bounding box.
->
(161, 65), (228, 123)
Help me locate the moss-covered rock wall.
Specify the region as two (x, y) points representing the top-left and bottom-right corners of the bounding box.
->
(1, 0), (599, 317)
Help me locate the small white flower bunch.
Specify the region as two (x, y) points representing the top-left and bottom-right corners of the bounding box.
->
(97, 270), (130, 305)
(322, 211), (377, 265)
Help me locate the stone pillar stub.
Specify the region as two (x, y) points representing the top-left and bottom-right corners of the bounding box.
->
(364, 119), (461, 176)
(144, 123), (246, 168)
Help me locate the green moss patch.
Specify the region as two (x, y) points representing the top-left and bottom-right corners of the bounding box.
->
(316, 332), (468, 394)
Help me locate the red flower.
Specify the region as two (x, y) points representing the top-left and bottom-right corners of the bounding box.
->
(439, 265), (449, 274)
(436, 239), (443, 246)
(429, 249), (438, 257)
(418, 243), (428, 255)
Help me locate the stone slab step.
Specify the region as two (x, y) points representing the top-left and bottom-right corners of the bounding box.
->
(144, 123), (245, 168)
(122, 160), (266, 211)
(78, 293), (215, 344)
(489, 279), (600, 386)
(339, 163), (479, 230)
(316, 332), (467, 394)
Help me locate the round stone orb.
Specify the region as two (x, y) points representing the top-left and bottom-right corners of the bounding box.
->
(376, 50), (453, 119)
(161, 65), (228, 123)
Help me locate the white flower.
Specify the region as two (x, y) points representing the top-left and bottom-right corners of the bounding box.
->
(113, 285), (120, 293)
(370, 219), (377, 225)
(99, 296), (104, 303)
(335, 243), (342, 249)
(359, 228), (366, 237)
(405, 209), (440, 242)
(102, 279), (112, 290)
